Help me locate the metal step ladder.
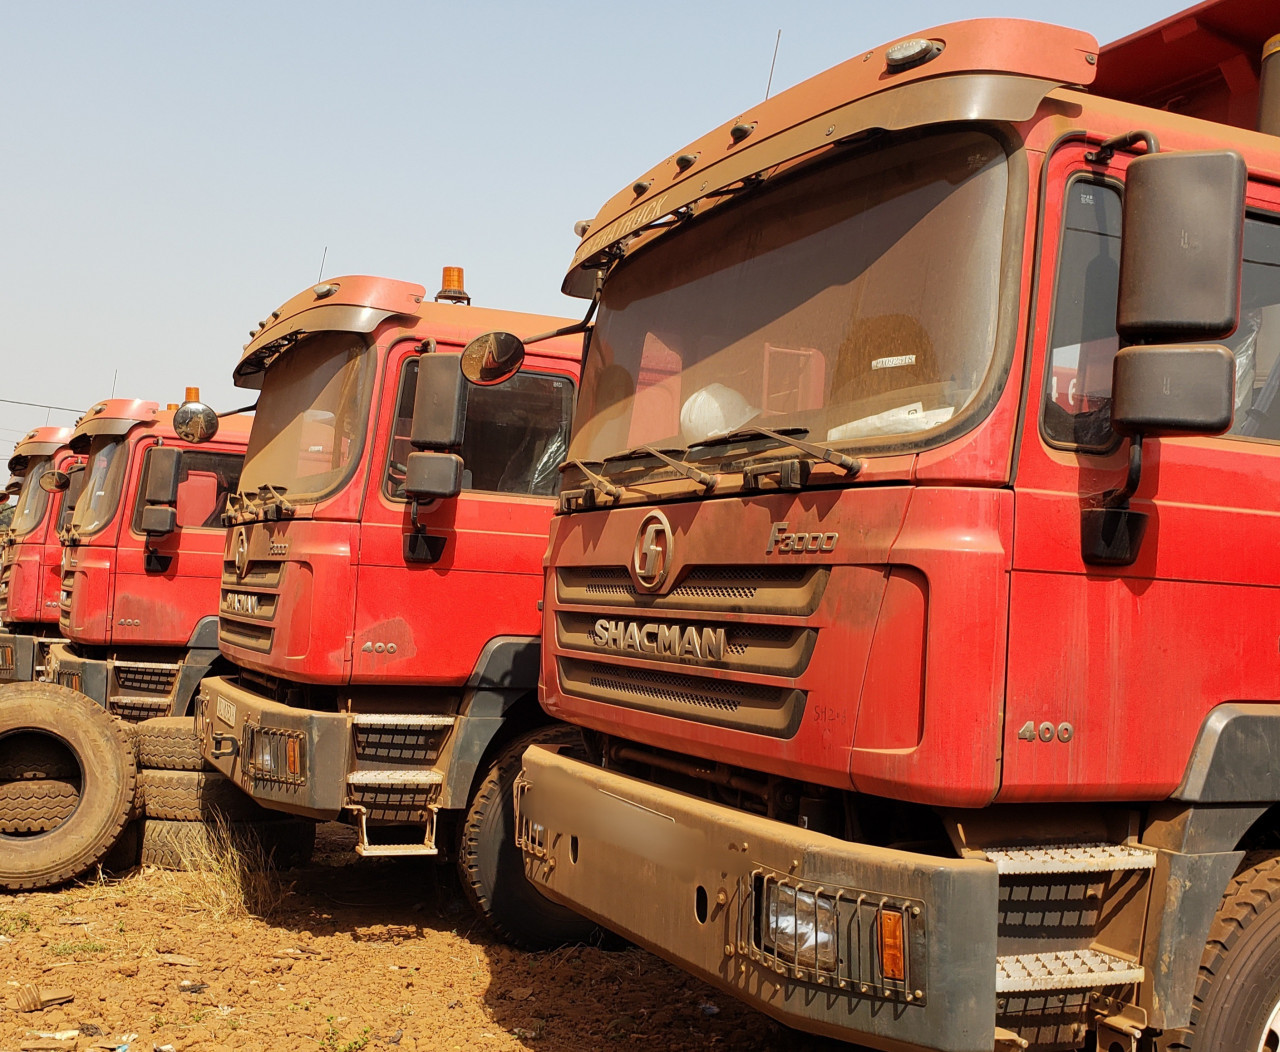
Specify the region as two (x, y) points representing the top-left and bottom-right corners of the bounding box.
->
(348, 768), (443, 857)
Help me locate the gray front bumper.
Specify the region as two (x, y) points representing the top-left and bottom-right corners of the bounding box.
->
(195, 675), (351, 819)
(516, 745), (998, 1052)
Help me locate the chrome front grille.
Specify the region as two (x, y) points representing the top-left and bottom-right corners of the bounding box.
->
(559, 657), (804, 736)
(218, 560), (282, 652)
(556, 565), (828, 616)
(555, 611), (815, 677)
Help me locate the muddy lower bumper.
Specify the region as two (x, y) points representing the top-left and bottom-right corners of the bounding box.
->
(517, 745), (998, 1052)
(43, 641), (108, 704)
(195, 676), (350, 819)
(0, 629), (41, 684)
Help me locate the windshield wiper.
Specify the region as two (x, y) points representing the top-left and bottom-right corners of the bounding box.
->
(559, 459), (622, 502)
(224, 484), (295, 525)
(688, 425), (862, 475)
(603, 445), (716, 491)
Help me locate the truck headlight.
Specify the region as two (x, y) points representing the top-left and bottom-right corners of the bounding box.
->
(763, 883), (838, 972)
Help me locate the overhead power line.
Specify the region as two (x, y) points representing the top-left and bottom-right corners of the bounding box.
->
(0, 398), (83, 414)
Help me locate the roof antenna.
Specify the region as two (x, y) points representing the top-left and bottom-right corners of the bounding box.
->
(317, 245), (328, 284)
(765, 29), (781, 100)
(111, 368), (117, 398)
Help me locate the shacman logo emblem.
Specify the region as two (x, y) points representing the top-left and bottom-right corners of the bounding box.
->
(233, 528), (250, 580)
(631, 511), (673, 592)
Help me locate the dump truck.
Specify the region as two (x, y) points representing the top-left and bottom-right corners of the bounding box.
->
(459, 1), (1280, 1047)
(190, 270), (595, 947)
(0, 427), (81, 684)
(45, 397), (253, 720)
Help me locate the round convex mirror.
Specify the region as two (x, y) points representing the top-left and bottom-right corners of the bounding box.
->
(173, 400), (220, 443)
(461, 331), (526, 386)
(39, 470), (70, 493)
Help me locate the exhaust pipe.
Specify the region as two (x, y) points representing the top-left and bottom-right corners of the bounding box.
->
(1260, 34), (1280, 136)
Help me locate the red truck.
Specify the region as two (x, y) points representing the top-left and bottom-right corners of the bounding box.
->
(45, 398), (253, 720)
(0, 427), (81, 685)
(460, 2), (1280, 1049)
(191, 271), (595, 947)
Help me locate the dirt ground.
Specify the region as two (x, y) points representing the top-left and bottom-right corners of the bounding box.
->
(0, 824), (852, 1052)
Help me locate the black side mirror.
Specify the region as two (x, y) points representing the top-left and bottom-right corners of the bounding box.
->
(139, 504), (178, 536)
(411, 350), (466, 450)
(1111, 345), (1236, 437)
(404, 451), (463, 500)
(39, 470), (70, 493)
(144, 447), (182, 506)
(461, 331), (525, 386)
(1117, 150), (1246, 343)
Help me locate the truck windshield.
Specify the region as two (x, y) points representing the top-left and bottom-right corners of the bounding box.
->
(568, 130), (1010, 465)
(238, 332), (373, 505)
(72, 435), (130, 537)
(8, 456), (51, 538)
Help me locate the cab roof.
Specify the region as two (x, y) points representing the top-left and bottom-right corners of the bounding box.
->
(563, 17), (1099, 295)
(235, 275), (581, 388)
(70, 399), (253, 452)
(8, 426), (72, 475)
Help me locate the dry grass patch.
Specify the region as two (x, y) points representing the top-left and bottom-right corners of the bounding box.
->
(145, 817), (289, 920)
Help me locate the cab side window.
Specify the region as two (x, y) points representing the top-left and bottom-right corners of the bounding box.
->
(131, 450), (243, 532)
(1041, 179), (1122, 451)
(1043, 176), (1280, 449)
(385, 358), (574, 500)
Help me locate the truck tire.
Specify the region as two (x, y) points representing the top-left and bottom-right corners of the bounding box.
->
(135, 716), (211, 771)
(1158, 854), (1280, 1050)
(140, 817), (316, 870)
(0, 778), (79, 833)
(138, 769), (267, 822)
(0, 683), (138, 889)
(458, 726), (600, 950)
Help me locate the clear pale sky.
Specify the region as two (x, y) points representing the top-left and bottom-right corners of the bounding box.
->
(0, 1), (1186, 446)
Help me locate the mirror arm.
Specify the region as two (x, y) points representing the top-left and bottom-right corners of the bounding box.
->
(1104, 434), (1144, 508)
(1086, 130), (1159, 165)
(218, 404), (257, 417)
(522, 287), (601, 347)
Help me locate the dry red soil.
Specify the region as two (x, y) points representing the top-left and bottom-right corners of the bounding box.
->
(0, 825), (852, 1052)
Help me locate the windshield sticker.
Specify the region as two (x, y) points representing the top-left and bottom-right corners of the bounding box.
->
(870, 354), (916, 370)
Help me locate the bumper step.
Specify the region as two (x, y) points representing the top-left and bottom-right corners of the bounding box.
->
(346, 769), (443, 787)
(996, 949), (1144, 992)
(984, 843), (1157, 874)
(351, 714), (455, 729)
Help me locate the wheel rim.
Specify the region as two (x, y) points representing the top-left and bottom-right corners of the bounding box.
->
(1259, 997), (1280, 1052)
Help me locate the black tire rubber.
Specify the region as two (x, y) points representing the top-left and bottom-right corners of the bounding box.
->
(138, 769), (268, 822)
(0, 778), (80, 833)
(140, 817), (316, 870)
(0, 683), (138, 889)
(458, 726), (600, 950)
(1158, 854), (1280, 1050)
(135, 716), (210, 771)
(0, 733), (80, 781)
(101, 817), (143, 874)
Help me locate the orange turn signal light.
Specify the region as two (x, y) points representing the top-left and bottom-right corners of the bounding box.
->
(878, 908), (905, 982)
(286, 738), (300, 776)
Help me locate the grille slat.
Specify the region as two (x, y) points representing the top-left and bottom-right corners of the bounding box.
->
(559, 657), (804, 737)
(557, 565), (828, 616)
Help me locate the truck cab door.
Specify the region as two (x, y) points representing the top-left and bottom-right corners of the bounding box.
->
(1006, 148), (1280, 801)
(112, 447), (242, 647)
(353, 349), (574, 685)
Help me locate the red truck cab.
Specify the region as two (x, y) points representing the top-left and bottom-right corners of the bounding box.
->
(490, 3), (1280, 1050)
(0, 428), (82, 683)
(193, 272), (593, 947)
(48, 398), (252, 719)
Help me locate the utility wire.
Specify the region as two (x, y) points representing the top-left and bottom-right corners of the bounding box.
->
(0, 398), (83, 413)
